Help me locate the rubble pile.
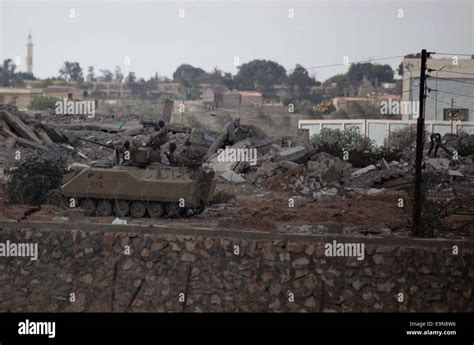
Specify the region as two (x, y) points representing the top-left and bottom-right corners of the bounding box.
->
(0, 105), (215, 166)
(1, 104), (474, 204)
(0, 105), (82, 165)
(207, 125), (474, 202)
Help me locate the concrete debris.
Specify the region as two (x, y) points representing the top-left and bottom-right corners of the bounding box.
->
(313, 188), (338, 199)
(1, 109), (42, 144)
(278, 160), (300, 170)
(204, 132), (226, 161)
(68, 163), (90, 170)
(296, 128), (310, 146)
(112, 217), (127, 225)
(351, 165), (376, 177)
(16, 137), (48, 151)
(77, 152), (88, 160)
(61, 121), (142, 134)
(319, 165), (341, 184)
(366, 188), (385, 196)
(35, 128), (54, 144)
(379, 158), (390, 170)
(220, 170), (246, 183)
(276, 146), (307, 162)
(257, 161), (279, 178)
(448, 170), (464, 177)
(307, 152), (351, 185)
(426, 158), (450, 172)
(203, 119), (270, 162)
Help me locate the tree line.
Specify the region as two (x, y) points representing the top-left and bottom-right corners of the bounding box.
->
(0, 56), (408, 105)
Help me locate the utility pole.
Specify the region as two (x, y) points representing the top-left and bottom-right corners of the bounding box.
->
(412, 49), (429, 237)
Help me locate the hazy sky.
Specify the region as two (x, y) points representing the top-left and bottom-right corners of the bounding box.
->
(0, 0), (473, 81)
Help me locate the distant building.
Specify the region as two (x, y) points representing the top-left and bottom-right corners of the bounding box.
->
(375, 94), (402, 103)
(43, 86), (82, 100)
(222, 91), (263, 109)
(402, 57), (474, 121)
(0, 88), (42, 109)
(26, 31), (33, 74)
(87, 81), (128, 98)
(358, 76), (375, 97)
(157, 82), (186, 99)
(0, 86), (81, 109)
(332, 97), (375, 112)
(202, 86), (226, 110)
(239, 91), (263, 106)
(222, 92), (241, 109)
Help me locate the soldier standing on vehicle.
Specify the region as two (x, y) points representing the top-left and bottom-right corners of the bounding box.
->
(179, 140), (197, 163)
(163, 142), (177, 165)
(115, 140), (131, 165)
(150, 141), (161, 163)
(155, 120), (169, 145)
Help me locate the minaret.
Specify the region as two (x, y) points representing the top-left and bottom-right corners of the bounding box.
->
(26, 30), (33, 74)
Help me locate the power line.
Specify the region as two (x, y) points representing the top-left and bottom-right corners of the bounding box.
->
(432, 52), (473, 57)
(426, 95), (474, 114)
(429, 88), (474, 99)
(295, 55), (405, 72)
(437, 70), (474, 77)
(429, 76), (474, 86)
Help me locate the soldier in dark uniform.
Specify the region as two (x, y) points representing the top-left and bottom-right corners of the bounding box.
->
(427, 133), (451, 157)
(179, 140), (197, 163)
(150, 141), (161, 163)
(115, 140), (131, 165)
(165, 142), (177, 165)
(150, 120), (169, 147)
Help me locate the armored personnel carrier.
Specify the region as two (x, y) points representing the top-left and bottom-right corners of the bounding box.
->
(60, 145), (216, 218)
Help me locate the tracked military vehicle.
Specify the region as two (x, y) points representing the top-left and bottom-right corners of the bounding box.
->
(60, 145), (216, 218)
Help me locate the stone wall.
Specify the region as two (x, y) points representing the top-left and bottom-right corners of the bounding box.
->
(0, 224), (472, 312)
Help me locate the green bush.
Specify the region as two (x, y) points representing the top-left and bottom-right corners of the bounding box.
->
(384, 126), (416, 152)
(311, 127), (379, 167)
(280, 93), (294, 107)
(297, 99), (314, 116)
(6, 157), (67, 206)
(456, 132), (474, 157)
(382, 126), (417, 161)
(29, 95), (60, 110)
(40, 79), (54, 88)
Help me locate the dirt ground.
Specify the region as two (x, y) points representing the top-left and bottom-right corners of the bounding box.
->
(1, 181), (471, 239)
